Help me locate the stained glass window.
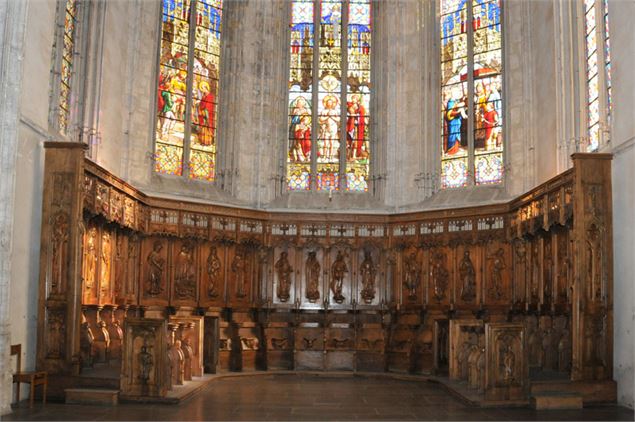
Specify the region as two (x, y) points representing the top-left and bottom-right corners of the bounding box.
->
(155, 0), (223, 181)
(287, 0), (371, 192)
(583, 0), (611, 152)
(440, 0), (503, 188)
(58, 0), (78, 135)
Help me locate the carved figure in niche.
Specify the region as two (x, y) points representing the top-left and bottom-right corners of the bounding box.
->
(232, 250), (248, 298)
(206, 246), (221, 298)
(330, 250), (348, 304)
(138, 345), (153, 383)
(359, 250), (377, 304)
(459, 250), (476, 302)
(403, 251), (420, 301)
(126, 236), (139, 299)
(501, 343), (515, 384)
(531, 242), (540, 303)
(83, 228), (98, 294)
(274, 251), (293, 302)
(147, 241), (165, 296)
(514, 240), (527, 303)
(175, 242), (196, 299)
(47, 311), (65, 358)
(50, 212), (69, 295)
(488, 248), (505, 300)
(557, 236), (570, 302)
(430, 252), (449, 302)
(543, 241), (553, 302)
(100, 232), (112, 299)
(305, 251), (320, 302)
(586, 223), (602, 300)
(114, 234), (125, 297)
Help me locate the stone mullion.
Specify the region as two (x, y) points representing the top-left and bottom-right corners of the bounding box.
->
(310, 0), (320, 190)
(466, 1), (475, 186)
(340, 0), (349, 191)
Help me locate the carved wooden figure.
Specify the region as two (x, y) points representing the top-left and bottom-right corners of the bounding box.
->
(487, 248), (505, 301)
(206, 246), (222, 299)
(403, 251), (420, 301)
(430, 251), (449, 303)
(147, 241), (166, 297)
(459, 250), (476, 302)
(359, 250), (377, 304)
(174, 241), (196, 301)
(275, 251), (293, 302)
(330, 250), (348, 304)
(305, 251), (321, 303)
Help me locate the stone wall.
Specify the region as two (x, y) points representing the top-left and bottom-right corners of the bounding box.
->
(607, 0), (635, 409)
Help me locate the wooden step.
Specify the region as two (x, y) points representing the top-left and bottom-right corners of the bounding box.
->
(531, 392), (583, 410)
(65, 388), (119, 405)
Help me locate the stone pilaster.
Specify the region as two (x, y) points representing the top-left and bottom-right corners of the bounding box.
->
(0, 0), (28, 415)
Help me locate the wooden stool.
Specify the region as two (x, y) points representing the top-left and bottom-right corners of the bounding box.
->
(11, 344), (48, 407)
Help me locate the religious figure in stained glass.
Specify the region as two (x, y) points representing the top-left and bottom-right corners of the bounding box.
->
(287, 0), (371, 192)
(440, 0), (503, 188)
(155, 0), (223, 181)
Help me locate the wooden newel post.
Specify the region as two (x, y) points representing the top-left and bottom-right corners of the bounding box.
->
(570, 153), (613, 381)
(36, 142), (87, 375)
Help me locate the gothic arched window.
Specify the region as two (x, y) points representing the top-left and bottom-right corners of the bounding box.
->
(58, 0), (78, 135)
(287, 0), (372, 192)
(583, 0), (611, 152)
(155, 0), (223, 181)
(440, 0), (503, 188)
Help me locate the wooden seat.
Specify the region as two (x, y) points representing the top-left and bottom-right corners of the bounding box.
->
(11, 344), (47, 407)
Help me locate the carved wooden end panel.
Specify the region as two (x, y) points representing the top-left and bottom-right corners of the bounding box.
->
(120, 318), (168, 398)
(484, 323), (528, 401)
(37, 143), (87, 374)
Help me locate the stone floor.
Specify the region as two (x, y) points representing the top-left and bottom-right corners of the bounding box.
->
(3, 374), (634, 421)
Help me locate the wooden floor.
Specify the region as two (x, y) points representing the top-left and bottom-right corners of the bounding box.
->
(4, 374), (634, 421)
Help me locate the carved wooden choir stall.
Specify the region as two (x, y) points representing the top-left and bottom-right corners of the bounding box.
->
(35, 142), (615, 405)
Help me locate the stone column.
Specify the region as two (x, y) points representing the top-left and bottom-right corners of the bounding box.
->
(0, 0), (28, 415)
